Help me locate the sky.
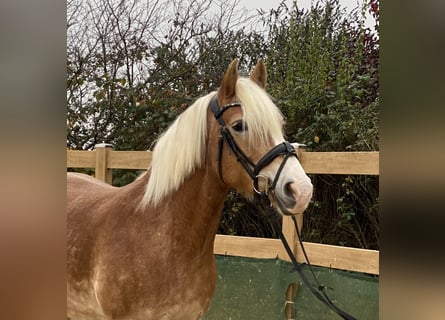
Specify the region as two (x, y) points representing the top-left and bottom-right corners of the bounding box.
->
(240, 0), (374, 29)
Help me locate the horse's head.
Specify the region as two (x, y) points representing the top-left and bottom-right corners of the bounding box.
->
(209, 59), (313, 215)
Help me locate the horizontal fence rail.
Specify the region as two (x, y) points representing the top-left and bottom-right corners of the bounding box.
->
(67, 145), (379, 274)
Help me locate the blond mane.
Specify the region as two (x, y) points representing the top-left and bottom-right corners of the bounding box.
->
(141, 77), (284, 207)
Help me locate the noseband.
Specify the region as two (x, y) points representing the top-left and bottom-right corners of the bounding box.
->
(209, 96), (298, 199)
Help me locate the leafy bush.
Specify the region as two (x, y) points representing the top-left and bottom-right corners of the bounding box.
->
(67, 0), (379, 249)
(219, 0), (379, 249)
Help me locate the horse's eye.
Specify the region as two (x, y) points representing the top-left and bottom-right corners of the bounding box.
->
(232, 121), (247, 132)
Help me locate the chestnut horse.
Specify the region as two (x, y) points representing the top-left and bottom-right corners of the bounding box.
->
(67, 59), (313, 320)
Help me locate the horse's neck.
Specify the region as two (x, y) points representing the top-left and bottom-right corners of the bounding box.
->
(138, 168), (228, 256)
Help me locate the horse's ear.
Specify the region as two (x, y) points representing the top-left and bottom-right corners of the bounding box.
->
(250, 58), (267, 89)
(218, 59), (239, 101)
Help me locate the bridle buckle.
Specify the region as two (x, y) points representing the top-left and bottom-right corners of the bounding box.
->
(253, 174), (270, 195)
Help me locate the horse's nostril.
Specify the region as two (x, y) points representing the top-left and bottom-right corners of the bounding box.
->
(284, 182), (294, 199)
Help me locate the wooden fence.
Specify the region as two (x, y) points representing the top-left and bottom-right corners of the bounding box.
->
(67, 144), (379, 275)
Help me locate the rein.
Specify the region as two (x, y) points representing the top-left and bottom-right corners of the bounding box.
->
(278, 216), (357, 320)
(210, 95), (357, 319)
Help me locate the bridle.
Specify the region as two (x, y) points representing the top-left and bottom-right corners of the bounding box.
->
(210, 95), (298, 204)
(210, 95), (357, 320)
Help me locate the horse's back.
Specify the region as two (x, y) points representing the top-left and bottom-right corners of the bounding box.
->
(67, 171), (117, 256)
(67, 172), (115, 245)
(67, 172), (117, 222)
(67, 172), (115, 196)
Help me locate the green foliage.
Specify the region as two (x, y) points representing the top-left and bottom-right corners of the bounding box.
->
(67, 0), (379, 249)
(258, 0), (379, 248)
(217, 192), (281, 238)
(303, 174), (379, 249)
(265, 0), (378, 152)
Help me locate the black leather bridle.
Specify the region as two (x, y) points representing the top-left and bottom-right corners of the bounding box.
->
(210, 95), (298, 201)
(210, 95), (357, 320)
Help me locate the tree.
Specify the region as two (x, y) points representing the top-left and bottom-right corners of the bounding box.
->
(260, 0), (379, 248)
(66, 0), (380, 249)
(67, 0), (256, 152)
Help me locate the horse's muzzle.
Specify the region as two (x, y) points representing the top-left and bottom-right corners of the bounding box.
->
(275, 179), (313, 215)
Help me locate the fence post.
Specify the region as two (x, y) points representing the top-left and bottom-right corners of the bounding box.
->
(282, 216), (299, 260)
(280, 145), (308, 261)
(294, 145), (307, 261)
(94, 143), (113, 184)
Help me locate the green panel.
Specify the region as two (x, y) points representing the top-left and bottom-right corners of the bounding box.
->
(203, 255), (378, 320)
